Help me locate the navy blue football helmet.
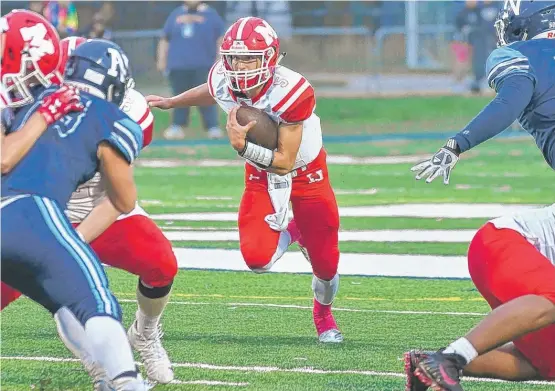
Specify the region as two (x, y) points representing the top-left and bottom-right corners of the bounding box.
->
(64, 39), (134, 106)
(495, 0), (555, 46)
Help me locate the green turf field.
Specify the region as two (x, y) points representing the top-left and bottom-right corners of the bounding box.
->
(150, 95), (494, 138)
(2, 96), (554, 390)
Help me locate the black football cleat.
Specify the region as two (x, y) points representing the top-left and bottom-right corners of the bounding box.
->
(414, 351), (466, 391)
(404, 350), (431, 391)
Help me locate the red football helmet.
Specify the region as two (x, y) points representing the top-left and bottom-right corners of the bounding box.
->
(52, 36), (87, 84)
(1, 10), (61, 107)
(220, 17), (281, 92)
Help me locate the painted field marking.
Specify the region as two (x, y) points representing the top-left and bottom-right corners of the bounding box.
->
(152, 203), (543, 221)
(162, 229), (476, 242)
(113, 292), (486, 303)
(2, 356), (553, 387)
(117, 299), (486, 317)
(136, 155), (430, 169)
(170, 248), (470, 278)
(171, 380), (249, 387)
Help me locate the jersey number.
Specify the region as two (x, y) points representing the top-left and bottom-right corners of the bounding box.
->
(55, 100), (91, 138)
(106, 48), (130, 83)
(19, 24), (55, 60)
(307, 170), (324, 184)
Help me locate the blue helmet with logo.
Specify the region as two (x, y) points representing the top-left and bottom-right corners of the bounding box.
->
(64, 38), (134, 106)
(495, 0), (555, 46)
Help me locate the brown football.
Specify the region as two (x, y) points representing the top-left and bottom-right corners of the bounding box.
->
(236, 106), (278, 150)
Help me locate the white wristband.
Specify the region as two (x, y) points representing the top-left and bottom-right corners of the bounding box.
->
(240, 141), (274, 168)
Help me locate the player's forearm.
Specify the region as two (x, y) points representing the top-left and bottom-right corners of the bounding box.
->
(105, 179), (137, 214)
(76, 197), (121, 243)
(267, 152), (295, 175)
(266, 123), (302, 175)
(453, 75), (534, 153)
(98, 144), (138, 214)
(169, 83), (216, 108)
(1, 112), (47, 174)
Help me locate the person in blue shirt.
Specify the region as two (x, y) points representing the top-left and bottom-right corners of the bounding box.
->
(157, 1), (225, 139)
(2, 39), (148, 391)
(407, 3), (555, 390)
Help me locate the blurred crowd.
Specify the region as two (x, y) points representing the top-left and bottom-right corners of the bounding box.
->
(2, 1), (504, 137)
(451, 0), (500, 94)
(27, 1), (115, 39)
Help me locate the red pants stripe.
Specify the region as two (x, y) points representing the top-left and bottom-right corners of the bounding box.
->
(1, 215), (177, 310)
(239, 148), (340, 280)
(468, 222), (555, 380)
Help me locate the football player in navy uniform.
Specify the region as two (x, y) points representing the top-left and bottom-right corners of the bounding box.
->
(411, 0), (555, 185)
(406, 2), (555, 390)
(1, 38), (148, 390)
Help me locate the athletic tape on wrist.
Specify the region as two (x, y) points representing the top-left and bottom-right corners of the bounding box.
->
(240, 141), (274, 168)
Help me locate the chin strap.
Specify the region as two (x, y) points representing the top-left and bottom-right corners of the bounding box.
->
(276, 52), (287, 65)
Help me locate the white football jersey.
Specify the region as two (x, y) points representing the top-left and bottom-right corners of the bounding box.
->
(65, 88), (153, 223)
(208, 59), (323, 170)
(491, 204), (555, 266)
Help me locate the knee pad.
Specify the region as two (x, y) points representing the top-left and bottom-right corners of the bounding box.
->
(312, 274), (340, 305)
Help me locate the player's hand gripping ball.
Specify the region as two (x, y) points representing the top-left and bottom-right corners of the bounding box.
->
(233, 106), (279, 150)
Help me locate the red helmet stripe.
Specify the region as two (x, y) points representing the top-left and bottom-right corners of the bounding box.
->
(235, 17), (252, 40)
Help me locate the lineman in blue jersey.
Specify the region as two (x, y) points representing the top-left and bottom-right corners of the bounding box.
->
(405, 3), (555, 390)
(411, 0), (555, 186)
(1, 39), (148, 391)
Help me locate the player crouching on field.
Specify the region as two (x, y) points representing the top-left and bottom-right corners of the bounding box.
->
(147, 16), (343, 343)
(405, 204), (555, 391)
(57, 36), (177, 384)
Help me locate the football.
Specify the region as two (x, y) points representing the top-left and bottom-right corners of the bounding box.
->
(236, 106), (279, 150)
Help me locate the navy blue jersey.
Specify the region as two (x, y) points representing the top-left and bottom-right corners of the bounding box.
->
(1, 86), (143, 207)
(486, 39), (555, 166)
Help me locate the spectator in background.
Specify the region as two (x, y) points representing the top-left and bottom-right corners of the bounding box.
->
(81, 13), (113, 40)
(210, 1), (227, 21)
(480, 0), (500, 55)
(157, 1), (225, 140)
(455, 0), (484, 94)
(29, 1), (44, 14)
(42, 1), (78, 39)
(97, 1), (115, 27)
(451, 6), (471, 93)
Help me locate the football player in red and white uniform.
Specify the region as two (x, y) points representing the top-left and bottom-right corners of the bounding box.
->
(1, 33), (177, 384)
(0, 11), (83, 168)
(406, 205), (555, 389)
(60, 36), (177, 384)
(148, 17), (342, 343)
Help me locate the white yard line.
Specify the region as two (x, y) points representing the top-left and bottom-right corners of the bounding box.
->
(163, 229), (475, 242)
(171, 380), (249, 387)
(152, 203), (542, 221)
(171, 248), (470, 278)
(136, 155), (430, 169)
(117, 299), (487, 317)
(2, 356), (552, 386)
